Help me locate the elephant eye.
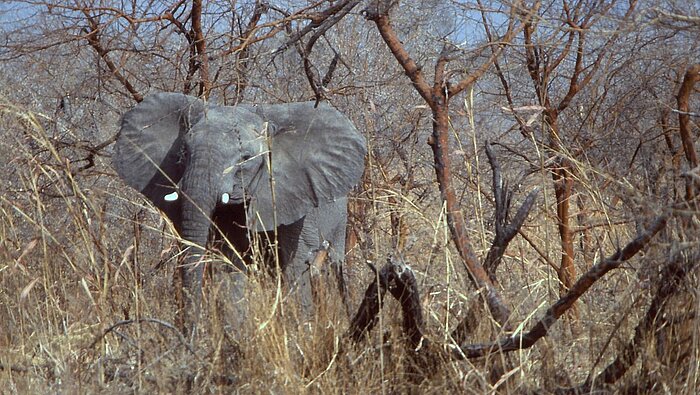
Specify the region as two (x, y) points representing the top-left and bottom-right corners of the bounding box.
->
(241, 154), (252, 162)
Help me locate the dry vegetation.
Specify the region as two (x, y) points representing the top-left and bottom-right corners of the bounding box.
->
(1, 0), (699, 393)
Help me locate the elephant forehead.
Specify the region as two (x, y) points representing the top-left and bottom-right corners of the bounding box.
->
(188, 106), (264, 141)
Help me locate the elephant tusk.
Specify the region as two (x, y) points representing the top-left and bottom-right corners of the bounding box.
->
(164, 191), (179, 201)
(221, 193), (230, 204)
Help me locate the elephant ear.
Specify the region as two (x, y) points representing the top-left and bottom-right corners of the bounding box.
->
(114, 92), (206, 220)
(245, 102), (366, 231)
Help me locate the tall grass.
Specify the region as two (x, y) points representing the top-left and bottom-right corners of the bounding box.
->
(0, 98), (698, 393)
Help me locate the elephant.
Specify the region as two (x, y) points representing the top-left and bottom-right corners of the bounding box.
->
(113, 92), (366, 335)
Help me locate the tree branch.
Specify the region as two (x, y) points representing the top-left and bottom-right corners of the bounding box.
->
(81, 14), (142, 102)
(364, 0), (515, 327)
(363, 6), (433, 108)
(482, 143), (539, 279)
(457, 214), (667, 358)
(347, 262), (387, 342)
(566, 252), (695, 393)
(274, 0), (361, 55)
(447, 12), (524, 97)
(190, 0), (210, 98)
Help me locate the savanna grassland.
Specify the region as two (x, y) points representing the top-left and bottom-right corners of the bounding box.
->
(1, 1), (699, 393)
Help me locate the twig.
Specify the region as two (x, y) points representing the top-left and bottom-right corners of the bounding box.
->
(274, 0), (361, 55)
(517, 229), (559, 271)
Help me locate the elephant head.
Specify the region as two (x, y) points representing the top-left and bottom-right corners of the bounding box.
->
(113, 92), (366, 333)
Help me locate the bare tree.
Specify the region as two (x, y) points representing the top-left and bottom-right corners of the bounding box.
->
(362, 0), (526, 328)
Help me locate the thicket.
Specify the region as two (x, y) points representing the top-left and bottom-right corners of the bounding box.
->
(1, 1), (699, 393)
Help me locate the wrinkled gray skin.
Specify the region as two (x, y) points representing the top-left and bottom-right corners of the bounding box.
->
(113, 93), (366, 336)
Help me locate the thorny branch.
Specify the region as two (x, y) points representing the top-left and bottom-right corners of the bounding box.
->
(363, 0), (525, 328)
(456, 214), (668, 358)
(81, 12), (143, 102)
(348, 212), (667, 368)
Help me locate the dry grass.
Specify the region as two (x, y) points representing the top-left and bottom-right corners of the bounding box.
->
(1, 99), (698, 394)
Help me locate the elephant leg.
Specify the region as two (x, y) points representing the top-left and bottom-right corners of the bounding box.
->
(276, 199), (350, 317)
(276, 216), (316, 316)
(314, 199), (351, 316)
(220, 247), (250, 330)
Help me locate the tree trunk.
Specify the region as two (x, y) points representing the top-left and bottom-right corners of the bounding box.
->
(429, 99), (511, 327)
(677, 64), (700, 202)
(545, 113), (578, 317)
(552, 159), (576, 293)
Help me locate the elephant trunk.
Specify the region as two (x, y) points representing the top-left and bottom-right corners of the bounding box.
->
(177, 141), (227, 336)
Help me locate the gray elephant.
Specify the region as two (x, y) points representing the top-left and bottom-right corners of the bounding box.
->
(113, 92), (366, 334)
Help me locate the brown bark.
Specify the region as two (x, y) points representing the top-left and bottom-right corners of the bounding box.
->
(432, 95), (513, 327)
(545, 114), (577, 316)
(366, 11), (432, 106)
(364, 0), (519, 328)
(677, 64), (700, 168)
(552, 158), (576, 293)
(191, 0), (210, 98)
(677, 64), (700, 200)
